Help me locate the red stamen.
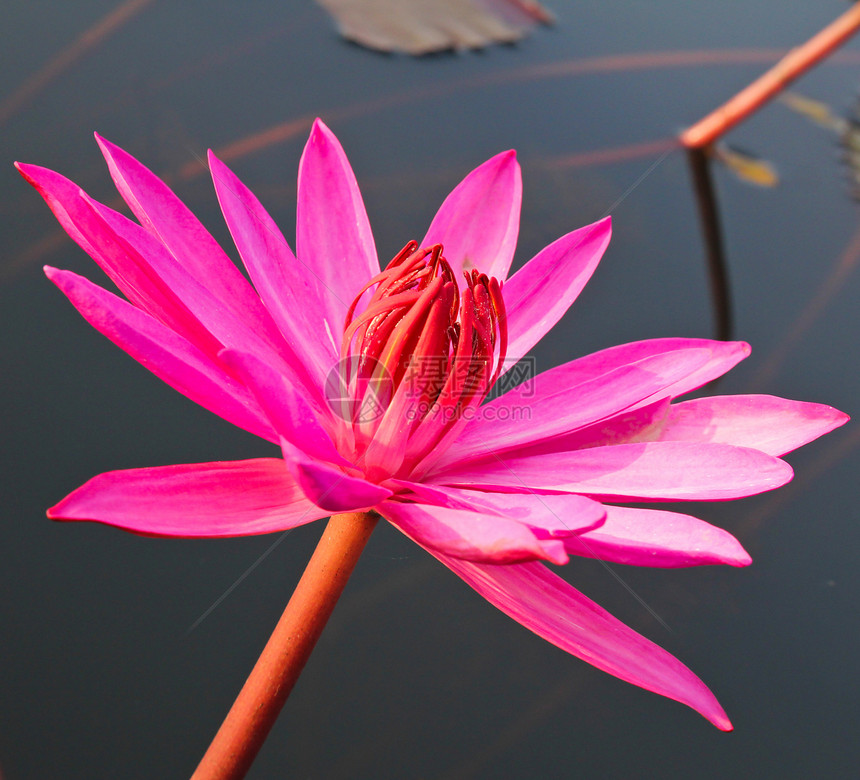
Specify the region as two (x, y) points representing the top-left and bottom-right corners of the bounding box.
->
(336, 241), (507, 479)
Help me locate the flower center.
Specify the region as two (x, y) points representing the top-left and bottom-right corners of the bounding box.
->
(333, 241), (507, 481)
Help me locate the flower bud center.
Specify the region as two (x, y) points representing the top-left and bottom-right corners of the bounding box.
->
(335, 241), (507, 479)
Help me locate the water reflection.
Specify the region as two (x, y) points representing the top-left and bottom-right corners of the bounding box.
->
(686, 146), (733, 341)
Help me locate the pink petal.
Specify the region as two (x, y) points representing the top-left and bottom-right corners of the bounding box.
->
(445, 338), (752, 466)
(566, 505), (752, 567)
(381, 501), (567, 565)
(520, 337), (748, 403)
(45, 266), (276, 442)
(47, 459), (326, 537)
(656, 394), (850, 456)
(435, 347), (711, 469)
(20, 161), (303, 388)
(514, 397), (672, 457)
(425, 553), (732, 730)
(220, 349), (343, 464)
(95, 135), (285, 356)
(503, 217), (611, 365)
(16, 162), (97, 254)
(279, 437), (391, 513)
(387, 481), (607, 537)
(383, 479), (493, 512)
(596, 337), (751, 400)
(209, 151), (336, 395)
(16, 163), (221, 358)
(433, 441), (793, 501)
(421, 150), (522, 280)
(82, 194), (301, 366)
(447, 489), (607, 539)
(296, 119), (379, 337)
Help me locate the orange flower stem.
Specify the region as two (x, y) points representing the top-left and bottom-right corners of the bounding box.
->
(681, 4), (860, 148)
(190, 510), (379, 780)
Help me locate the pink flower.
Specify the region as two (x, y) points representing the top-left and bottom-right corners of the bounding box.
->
(18, 120), (846, 731)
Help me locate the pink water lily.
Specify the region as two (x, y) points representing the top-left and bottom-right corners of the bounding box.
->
(19, 120), (846, 731)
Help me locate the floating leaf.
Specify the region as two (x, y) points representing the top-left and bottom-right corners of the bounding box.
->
(315, 0), (554, 55)
(711, 143), (779, 188)
(780, 91), (848, 133)
(780, 90), (860, 201)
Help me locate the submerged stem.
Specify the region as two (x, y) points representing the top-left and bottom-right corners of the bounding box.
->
(190, 511), (379, 780)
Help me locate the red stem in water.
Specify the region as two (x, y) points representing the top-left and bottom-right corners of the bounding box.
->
(681, 4), (860, 148)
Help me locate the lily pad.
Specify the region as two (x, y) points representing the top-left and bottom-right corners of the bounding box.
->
(315, 0), (554, 55)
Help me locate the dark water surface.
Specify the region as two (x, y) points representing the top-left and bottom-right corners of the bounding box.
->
(2, 2), (858, 777)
